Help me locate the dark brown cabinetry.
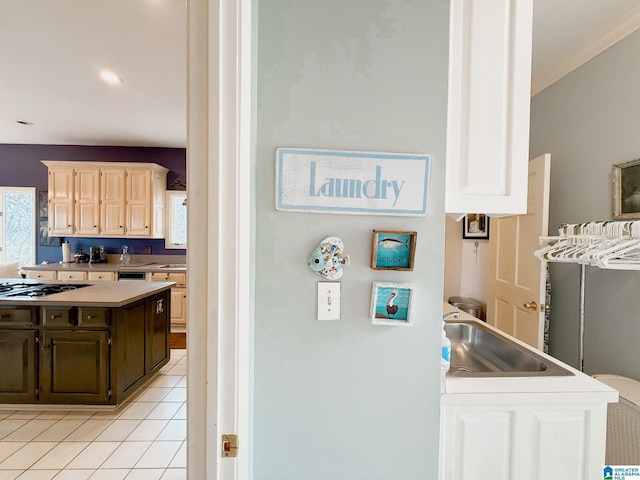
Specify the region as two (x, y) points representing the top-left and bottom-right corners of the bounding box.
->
(0, 290), (170, 405)
(0, 329), (37, 403)
(39, 330), (110, 404)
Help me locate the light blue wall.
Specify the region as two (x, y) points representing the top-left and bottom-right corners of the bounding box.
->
(530, 29), (640, 380)
(253, 1), (449, 479)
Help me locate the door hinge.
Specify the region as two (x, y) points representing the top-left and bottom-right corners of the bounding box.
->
(221, 434), (239, 458)
(107, 337), (112, 345)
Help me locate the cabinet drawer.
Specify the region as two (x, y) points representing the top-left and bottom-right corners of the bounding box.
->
(77, 308), (110, 327)
(26, 270), (57, 280)
(42, 307), (75, 327)
(57, 271), (88, 281)
(0, 307), (38, 327)
(88, 272), (116, 282)
(149, 272), (186, 286)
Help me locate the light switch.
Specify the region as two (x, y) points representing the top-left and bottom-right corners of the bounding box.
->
(317, 282), (340, 321)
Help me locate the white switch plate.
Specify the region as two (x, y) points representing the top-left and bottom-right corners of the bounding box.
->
(317, 282), (340, 321)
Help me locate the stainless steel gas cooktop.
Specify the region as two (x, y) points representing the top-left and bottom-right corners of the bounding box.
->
(0, 281), (90, 298)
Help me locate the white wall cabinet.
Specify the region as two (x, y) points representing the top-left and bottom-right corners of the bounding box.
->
(445, 0), (533, 216)
(43, 161), (168, 238)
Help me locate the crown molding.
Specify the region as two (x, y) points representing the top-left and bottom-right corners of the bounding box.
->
(532, 5), (640, 96)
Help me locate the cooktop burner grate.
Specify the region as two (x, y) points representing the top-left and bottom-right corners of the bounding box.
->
(1, 283), (90, 298)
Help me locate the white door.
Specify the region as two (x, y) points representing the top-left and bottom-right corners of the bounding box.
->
(487, 154), (550, 349)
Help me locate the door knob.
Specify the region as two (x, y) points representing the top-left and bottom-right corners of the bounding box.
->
(523, 301), (538, 311)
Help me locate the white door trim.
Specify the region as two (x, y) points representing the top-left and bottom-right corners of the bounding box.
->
(187, 0), (252, 478)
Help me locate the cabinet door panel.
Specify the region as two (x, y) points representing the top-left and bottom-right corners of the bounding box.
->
(48, 167), (74, 235)
(74, 169), (100, 235)
(40, 330), (109, 403)
(101, 169), (126, 236)
(170, 288), (187, 327)
(116, 302), (146, 393)
(445, 0), (533, 215)
(126, 170), (151, 236)
(0, 330), (37, 402)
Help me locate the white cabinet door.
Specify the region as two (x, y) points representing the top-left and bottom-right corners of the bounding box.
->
(47, 167), (75, 236)
(100, 169), (126, 236)
(74, 168), (100, 236)
(445, 0), (533, 216)
(440, 400), (607, 480)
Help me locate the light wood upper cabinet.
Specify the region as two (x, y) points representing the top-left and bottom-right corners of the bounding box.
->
(445, 0), (533, 216)
(74, 167), (100, 236)
(47, 166), (75, 236)
(100, 168), (126, 236)
(126, 168), (152, 236)
(43, 161), (168, 238)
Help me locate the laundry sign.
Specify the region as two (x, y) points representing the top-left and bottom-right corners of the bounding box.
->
(275, 148), (430, 216)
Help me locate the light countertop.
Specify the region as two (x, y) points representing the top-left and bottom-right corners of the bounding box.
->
(0, 280), (174, 307)
(22, 259), (186, 273)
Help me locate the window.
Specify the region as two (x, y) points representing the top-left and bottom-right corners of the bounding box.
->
(0, 187), (36, 266)
(165, 191), (187, 249)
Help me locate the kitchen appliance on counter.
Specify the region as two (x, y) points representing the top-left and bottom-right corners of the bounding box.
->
(0, 281), (90, 298)
(74, 248), (90, 264)
(90, 245), (107, 263)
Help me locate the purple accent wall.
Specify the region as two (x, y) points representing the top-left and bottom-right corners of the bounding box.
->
(0, 144), (186, 263)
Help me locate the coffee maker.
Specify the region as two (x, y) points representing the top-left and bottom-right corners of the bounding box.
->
(90, 246), (107, 263)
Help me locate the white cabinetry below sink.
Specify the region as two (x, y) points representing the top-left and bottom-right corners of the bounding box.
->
(440, 306), (618, 479)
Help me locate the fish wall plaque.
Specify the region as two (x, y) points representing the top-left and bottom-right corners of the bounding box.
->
(308, 236), (350, 280)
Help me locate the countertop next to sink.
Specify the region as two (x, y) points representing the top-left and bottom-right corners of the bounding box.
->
(0, 280), (175, 307)
(22, 255), (187, 273)
(442, 302), (618, 399)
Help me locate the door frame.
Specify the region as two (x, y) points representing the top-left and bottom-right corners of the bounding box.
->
(187, 1), (252, 479)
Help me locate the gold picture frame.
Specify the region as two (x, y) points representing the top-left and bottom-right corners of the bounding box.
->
(613, 158), (640, 220)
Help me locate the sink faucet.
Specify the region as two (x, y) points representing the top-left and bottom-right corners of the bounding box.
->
(443, 311), (460, 321)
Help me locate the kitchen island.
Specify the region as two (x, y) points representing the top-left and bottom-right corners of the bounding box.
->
(0, 279), (173, 407)
(440, 303), (618, 480)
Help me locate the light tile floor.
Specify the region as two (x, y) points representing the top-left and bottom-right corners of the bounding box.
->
(0, 350), (186, 480)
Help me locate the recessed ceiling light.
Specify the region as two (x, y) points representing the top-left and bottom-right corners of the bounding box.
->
(100, 70), (124, 85)
(16, 120), (34, 126)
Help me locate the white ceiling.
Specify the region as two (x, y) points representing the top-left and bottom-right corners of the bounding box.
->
(1, 0), (639, 149)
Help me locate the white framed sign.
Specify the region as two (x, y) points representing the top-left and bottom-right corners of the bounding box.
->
(275, 148), (431, 216)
